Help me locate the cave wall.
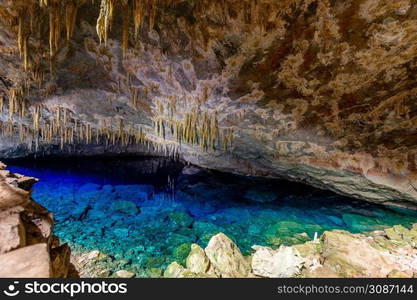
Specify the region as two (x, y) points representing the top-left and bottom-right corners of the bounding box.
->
(0, 0), (416, 208)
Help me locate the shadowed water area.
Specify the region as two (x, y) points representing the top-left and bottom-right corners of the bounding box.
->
(5, 157), (417, 277)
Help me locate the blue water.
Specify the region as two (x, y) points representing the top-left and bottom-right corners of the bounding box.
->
(5, 158), (417, 276)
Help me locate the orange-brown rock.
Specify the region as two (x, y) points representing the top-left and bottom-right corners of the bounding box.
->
(0, 162), (72, 278)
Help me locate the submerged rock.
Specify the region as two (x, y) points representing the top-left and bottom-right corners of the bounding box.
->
(172, 242), (192, 266)
(169, 212), (194, 227)
(111, 201), (139, 216)
(70, 204), (91, 221)
(244, 188), (278, 203)
(113, 185), (153, 203)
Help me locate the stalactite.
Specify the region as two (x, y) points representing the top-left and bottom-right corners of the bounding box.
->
(65, 0), (79, 41)
(130, 87), (139, 107)
(48, 0), (61, 73)
(133, 0), (143, 37)
(33, 105), (41, 131)
(148, 0), (157, 31)
(22, 37), (28, 70)
(96, 0), (114, 45)
(17, 14), (23, 59)
(40, 0), (49, 8)
(0, 0), (240, 155)
(8, 88), (19, 121)
(17, 12), (30, 70)
(121, 0), (130, 58)
(55, 106), (61, 128)
(20, 98), (26, 118)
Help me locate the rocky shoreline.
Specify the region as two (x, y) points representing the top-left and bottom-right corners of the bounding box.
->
(70, 224), (417, 279)
(0, 162), (73, 277)
(164, 225), (417, 278)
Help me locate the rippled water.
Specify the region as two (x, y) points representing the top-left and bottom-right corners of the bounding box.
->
(5, 157), (417, 276)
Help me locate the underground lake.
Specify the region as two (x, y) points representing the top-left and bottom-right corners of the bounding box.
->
(4, 157), (417, 278)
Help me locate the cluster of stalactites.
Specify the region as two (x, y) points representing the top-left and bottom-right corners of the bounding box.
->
(153, 98), (233, 152)
(96, 0), (159, 57)
(12, 0), (273, 78)
(0, 99), (154, 152)
(14, 0), (82, 75)
(95, 0), (275, 58)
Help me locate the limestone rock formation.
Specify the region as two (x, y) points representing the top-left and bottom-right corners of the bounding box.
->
(204, 233), (251, 278)
(164, 262), (187, 278)
(0, 162), (72, 278)
(0, 1), (415, 208)
(320, 230), (394, 277)
(0, 243), (51, 278)
(186, 243), (210, 274)
(251, 245), (305, 278)
(164, 225), (417, 278)
(164, 233), (252, 278)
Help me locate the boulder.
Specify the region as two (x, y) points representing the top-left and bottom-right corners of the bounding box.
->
(0, 180), (30, 210)
(164, 262), (186, 278)
(0, 243), (51, 277)
(321, 230), (394, 277)
(251, 245), (305, 278)
(204, 233), (251, 278)
(186, 244), (210, 274)
(15, 176), (38, 191)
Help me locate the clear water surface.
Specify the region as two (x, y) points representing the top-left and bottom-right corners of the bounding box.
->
(5, 157), (417, 276)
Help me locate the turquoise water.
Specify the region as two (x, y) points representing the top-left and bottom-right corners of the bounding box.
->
(5, 158), (417, 275)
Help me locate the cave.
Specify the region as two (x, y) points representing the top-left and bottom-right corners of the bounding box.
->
(0, 0), (417, 279)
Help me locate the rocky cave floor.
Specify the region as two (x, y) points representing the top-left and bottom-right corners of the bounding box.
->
(1, 157), (417, 278)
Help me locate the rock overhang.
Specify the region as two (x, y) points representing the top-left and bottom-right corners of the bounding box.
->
(0, 0), (415, 208)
